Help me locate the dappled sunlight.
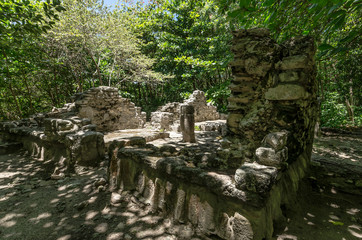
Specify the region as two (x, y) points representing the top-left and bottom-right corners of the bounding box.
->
(94, 222), (108, 233)
(348, 225), (362, 238)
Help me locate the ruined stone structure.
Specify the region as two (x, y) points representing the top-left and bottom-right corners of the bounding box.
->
(0, 29), (318, 240)
(74, 86), (146, 132)
(108, 28), (318, 239)
(225, 28), (318, 169)
(0, 86), (146, 176)
(151, 90), (220, 131)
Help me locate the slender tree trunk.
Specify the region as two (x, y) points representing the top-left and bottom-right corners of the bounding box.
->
(86, 48), (103, 85)
(22, 71), (34, 114)
(345, 98), (355, 125)
(8, 83), (22, 118)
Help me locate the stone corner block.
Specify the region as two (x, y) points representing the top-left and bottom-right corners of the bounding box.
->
(234, 162), (278, 194)
(265, 84), (309, 101)
(255, 147), (288, 167)
(263, 131), (288, 150)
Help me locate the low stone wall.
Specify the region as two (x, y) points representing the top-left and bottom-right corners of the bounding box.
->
(151, 90), (220, 131)
(0, 116), (105, 177)
(109, 140), (309, 239)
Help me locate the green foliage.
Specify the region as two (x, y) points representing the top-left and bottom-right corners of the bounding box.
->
(206, 80), (231, 113)
(218, 0), (361, 56)
(321, 92), (349, 127)
(134, 0), (233, 98)
(321, 91), (362, 127)
(0, 0), (360, 130)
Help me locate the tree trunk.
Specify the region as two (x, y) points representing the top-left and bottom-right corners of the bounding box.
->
(86, 48), (103, 85)
(22, 72), (34, 114)
(345, 98), (355, 125)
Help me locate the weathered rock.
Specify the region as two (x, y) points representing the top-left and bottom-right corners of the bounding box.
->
(180, 105), (196, 143)
(275, 55), (310, 70)
(234, 163), (278, 193)
(75, 86), (146, 131)
(151, 90), (220, 130)
(151, 112), (174, 131)
(230, 213), (254, 240)
(265, 84), (309, 100)
(111, 192), (122, 204)
(255, 147), (288, 167)
(263, 132), (288, 151)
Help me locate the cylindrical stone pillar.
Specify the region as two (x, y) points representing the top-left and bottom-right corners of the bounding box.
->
(180, 105), (196, 143)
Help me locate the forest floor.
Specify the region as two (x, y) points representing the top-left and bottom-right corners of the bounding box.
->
(0, 128), (361, 240)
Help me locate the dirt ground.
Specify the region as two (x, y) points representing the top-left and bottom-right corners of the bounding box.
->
(0, 129), (361, 240)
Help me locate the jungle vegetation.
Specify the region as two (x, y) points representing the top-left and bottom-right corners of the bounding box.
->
(1, 0), (361, 128)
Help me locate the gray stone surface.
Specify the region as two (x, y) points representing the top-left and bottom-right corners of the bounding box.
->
(255, 147), (288, 167)
(265, 84), (309, 100)
(180, 105), (196, 143)
(263, 131), (288, 151)
(151, 90), (220, 130)
(234, 162), (278, 193)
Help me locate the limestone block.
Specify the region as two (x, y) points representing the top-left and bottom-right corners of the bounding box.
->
(234, 163), (278, 193)
(245, 57), (272, 77)
(276, 55), (309, 70)
(229, 59), (245, 68)
(227, 113), (243, 128)
(231, 213), (253, 240)
(180, 105), (196, 143)
(265, 84), (309, 100)
(67, 131), (105, 167)
(229, 82), (257, 93)
(255, 147), (288, 167)
(188, 194), (200, 225)
(151, 112), (174, 131)
(174, 189), (186, 222)
(198, 201), (215, 232)
(263, 131), (288, 151)
(279, 71), (304, 83)
(232, 76), (254, 83)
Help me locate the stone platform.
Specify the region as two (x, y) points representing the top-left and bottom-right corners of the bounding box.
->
(109, 131), (310, 240)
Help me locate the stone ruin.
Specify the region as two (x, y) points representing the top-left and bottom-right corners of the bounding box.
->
(74, 87), (146, 132)
(107, 28), (318, 239)
(0, 28), (318, 240)
(150, 90), (220, 131)
(0, 86), (146, 177)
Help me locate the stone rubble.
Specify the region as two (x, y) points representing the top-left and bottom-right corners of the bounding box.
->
(151, 90), (220, 131)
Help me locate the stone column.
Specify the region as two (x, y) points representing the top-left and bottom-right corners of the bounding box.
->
(180, 105), (196, 143)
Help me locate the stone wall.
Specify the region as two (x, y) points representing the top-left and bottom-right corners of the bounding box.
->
(74, 86), (146, 132)
(0, 86), (147, 176)
(225, 28), (318, 169)
(0, 116), (105, 178)
(151, 90), (220, 131)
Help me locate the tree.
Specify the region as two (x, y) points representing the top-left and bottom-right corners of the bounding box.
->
(134, 0), (233, 105)
(0, 0), (65, 119)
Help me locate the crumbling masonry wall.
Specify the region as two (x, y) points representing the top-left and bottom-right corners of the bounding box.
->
(0, 86), (146, 176)
(74, 86), (146, 132)
(225, 28), (318, 169)
(151, 90), (220, 131)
